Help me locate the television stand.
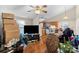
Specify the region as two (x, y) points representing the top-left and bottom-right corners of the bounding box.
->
(24, 33), (40, 41)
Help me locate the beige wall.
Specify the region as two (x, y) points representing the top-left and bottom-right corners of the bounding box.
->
(76, 6), (79, 35)
(16, 17), (33, 26)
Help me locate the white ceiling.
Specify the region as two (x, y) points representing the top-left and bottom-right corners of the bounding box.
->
(0, 5), (75, 19)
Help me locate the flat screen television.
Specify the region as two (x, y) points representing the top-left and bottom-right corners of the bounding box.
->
(24, 25), (39, 34)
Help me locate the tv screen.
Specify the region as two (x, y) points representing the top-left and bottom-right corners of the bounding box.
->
(24, 25), (39, 34)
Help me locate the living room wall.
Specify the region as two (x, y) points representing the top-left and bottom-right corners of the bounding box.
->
(16, 17), (33, 35)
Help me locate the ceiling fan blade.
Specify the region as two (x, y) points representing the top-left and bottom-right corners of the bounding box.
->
(26, 10), (33, 12)
(43, 5), (47, 8)
(29, 5), (34, 8)
(42, 10), (47, 13)
(27, 10), (31, 12)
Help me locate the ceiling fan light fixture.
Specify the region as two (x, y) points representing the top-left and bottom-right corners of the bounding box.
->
(64, 16), (68, 19)
(63, 6), (68, 20)
(35, 10), (41, 14)
(28, 5), (47, 14)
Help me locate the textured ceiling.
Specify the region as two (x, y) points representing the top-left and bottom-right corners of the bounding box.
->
(0, 5), (75, 19)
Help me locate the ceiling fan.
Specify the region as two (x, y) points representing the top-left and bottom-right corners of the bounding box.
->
(26, 5), (47, 14)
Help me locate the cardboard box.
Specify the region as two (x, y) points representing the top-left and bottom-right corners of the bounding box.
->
(2, 13), (20, 44)
(5, 30), (20, 44)
(3, 19), (16, 24)
(2, 13), (14, 19)
(4, 24), (19, 30)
